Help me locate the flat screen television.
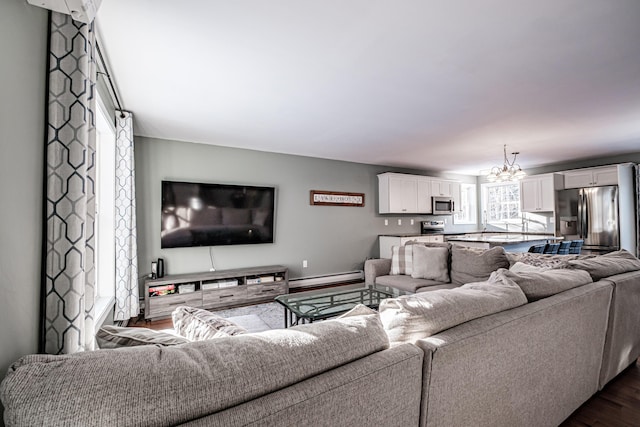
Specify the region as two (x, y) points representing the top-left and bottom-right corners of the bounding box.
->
(161, 181), (275, 248)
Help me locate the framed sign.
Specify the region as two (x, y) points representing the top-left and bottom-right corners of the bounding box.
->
(310, 190), (365, 207)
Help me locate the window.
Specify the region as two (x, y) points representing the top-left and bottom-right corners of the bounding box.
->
(94, 94), (116, 329)
(454, 183), (477, 225)
(481, 182), (521, 231)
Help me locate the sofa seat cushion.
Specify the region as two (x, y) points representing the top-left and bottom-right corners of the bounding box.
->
(500, 267), (593, 302)
(568, 249), (640, 281)
(375, 274), (449, 293)
(380, 271), (527, 345)
(450, 245), (510, 285)
(172, 306), (247, 340)
(0, 314), (389, 427)
(96, 325), (190, 349)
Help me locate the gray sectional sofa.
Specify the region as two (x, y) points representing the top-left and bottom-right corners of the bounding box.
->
(2, 248), (640, 427)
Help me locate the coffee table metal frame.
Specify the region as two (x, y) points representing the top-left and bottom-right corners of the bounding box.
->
(275, 286), (393, 328)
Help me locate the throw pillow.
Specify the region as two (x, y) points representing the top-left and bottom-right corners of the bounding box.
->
(390, 245), (413, 275)
(380, 272), (527, 345)
(567, 249), (640, 281)
(497, 268), (593, 302)
(96, 325), (190, 349)
(450, 245), (509, 285)
(172, 306), (247, 341)
(411, 245), (450, 282)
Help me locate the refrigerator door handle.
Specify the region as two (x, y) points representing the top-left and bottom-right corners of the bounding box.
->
(578, 191), (584, 238)
(584, 191), (589, 238)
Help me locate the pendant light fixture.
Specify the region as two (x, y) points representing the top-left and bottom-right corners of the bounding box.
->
(486, 144), (526, 182)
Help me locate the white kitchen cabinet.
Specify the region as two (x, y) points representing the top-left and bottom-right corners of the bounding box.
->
(519, 173), (564, 212)
(378, 173), (418, 214)
(378, 235), (445, 259)
(416, 177), (433, 213)
(378, 172), (460, 214)
(431, 179), (462, 212)
(563, 166), (618, 189)
(450, 181), (462, 212)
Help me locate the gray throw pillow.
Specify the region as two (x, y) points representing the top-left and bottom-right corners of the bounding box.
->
(450, 245), (509, 285)
(96, 325), (190, 349)
(498, 268), (593, 302)
(172, 306), (247, 341)
(567, 249), (640, 281)
(411, 245), (450, 282)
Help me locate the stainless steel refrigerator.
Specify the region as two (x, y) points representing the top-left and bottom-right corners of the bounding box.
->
(555, 185), (619, 253)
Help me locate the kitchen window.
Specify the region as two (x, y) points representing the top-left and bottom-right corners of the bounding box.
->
(481, 182), (522, 231)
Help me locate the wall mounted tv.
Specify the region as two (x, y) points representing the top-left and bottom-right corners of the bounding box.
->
(161, 181), (275, 248)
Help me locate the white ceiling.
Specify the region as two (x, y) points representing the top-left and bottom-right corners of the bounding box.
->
(96, 0), (640, 175)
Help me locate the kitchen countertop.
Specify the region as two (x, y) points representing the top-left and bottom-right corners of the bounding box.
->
(445, 234), (562, 245)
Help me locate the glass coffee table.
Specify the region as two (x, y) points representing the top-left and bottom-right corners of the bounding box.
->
(275, 286), (394, 328)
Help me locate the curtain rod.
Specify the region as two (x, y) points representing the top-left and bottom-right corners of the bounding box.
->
(95, 40), (127, 118)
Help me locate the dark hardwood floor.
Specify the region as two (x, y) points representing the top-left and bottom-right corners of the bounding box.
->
(561, 359), (640, 427)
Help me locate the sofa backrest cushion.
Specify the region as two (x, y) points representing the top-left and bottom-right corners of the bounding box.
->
(450, 245), (510, 285)
(411, 245), (450, 282)
(0, 314), (389, 427)
(567, 249), (640, 281)
(390, 244), (413, 275)
(96, 325), (190, 349)
(172, 306), (247, 340)
(500, 267), (593, 302)
(380, 271), (527, 345)
(507, 252), (594, 269)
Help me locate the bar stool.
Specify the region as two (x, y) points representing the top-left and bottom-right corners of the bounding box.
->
(569, 240), (584, 254)
(557, 241), (572, 255)
(543, 243), (561, 254)
(528, 244), (546, 253)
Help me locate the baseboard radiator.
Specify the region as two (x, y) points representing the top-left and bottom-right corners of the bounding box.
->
(288, 270), (364, 289)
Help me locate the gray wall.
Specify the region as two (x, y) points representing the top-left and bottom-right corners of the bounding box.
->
(0, 0), (48, 419)
(135, 136), (474, 290)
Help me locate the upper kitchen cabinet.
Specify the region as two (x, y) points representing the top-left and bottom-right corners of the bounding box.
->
(416, 177), (433, 213)
(378, 173), (460, 214)
(378, 173), (418, 214)
(563, 166), (618, 189)
(520, 173), (564, 212)
(431, 179), (462, 212)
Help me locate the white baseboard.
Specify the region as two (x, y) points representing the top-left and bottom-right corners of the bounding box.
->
(288, 270), (363, 289)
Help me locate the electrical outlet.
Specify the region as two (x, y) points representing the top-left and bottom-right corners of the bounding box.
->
(410, 219), (414, 225)
(398, 219), (402, 226)
(384, 219), (388, 226)
(303, 260), (308, 268)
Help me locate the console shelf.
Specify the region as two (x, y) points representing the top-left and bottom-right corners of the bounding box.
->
(144, 265), (289, 320)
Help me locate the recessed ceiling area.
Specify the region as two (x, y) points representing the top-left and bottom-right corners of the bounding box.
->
(96, 0), (640, 175)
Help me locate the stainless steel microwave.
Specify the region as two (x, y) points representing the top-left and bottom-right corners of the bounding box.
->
(432, 196), (454, 215)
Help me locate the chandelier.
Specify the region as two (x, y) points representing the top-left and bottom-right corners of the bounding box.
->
(486, 144), (526, 182)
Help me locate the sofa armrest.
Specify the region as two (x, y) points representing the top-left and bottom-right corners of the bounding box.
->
(365, 258), (392, 286)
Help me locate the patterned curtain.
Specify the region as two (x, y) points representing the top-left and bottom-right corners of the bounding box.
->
(636, 164), (640, 257)
(114, 112), (139, 320)
(43, 13), (97, 354)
